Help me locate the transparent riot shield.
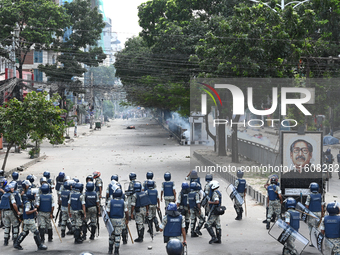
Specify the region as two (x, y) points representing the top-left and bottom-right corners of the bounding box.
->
(269, 219), (309, 255)
(310, 227), (335, 255)
(226, 184), (244, 205)
(102, 205), (114, 236)
(296, 202), (320, 223)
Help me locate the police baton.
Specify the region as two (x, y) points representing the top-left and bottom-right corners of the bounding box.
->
(126, 223), (134, 244)
(52, 218), (62, 243)
(183, 242), (188, 255)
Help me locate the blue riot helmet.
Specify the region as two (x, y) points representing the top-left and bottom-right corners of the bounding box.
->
(0, 177), (7, 187)
(4, 185), (11, 193)
(74, 183), (84, 193)
(40, 177), (47, 185)
(309, 182), (319, 193)
(181, 182), (189, 190)
(26, 175), (34, 184)
(164, 172), (171, 181)
(146, 172), (154, 180)
(237, 170), (244, 179)
(63, 181), (70, 191)
(190, 182), (197, 191)
(73, 178), (79, 183)
(285, 197), (296, 209)
(129, 172), (136, 181)
(12, 172), (19, 181)
(22, 180), (31, 190)
(327, 202), (340, 215)
(40, 183), (49, 194)
(147, 180), (155, 189)
(86, 175), (94, 183)
(166, 202), (177, 211)
(86, 181), (95, 192)
(205, 174), (213, 182)
(68, 180), (75, 190)
(133, 182), (142, 192)
(43, 171), (50, 179)
(113, 188), (123, 198)
(26, 189), (35, 200)
(190, 170), (198, 179)
(111, 175), (119, 182)
(166, 239), (184, 255)
(58, 172), (65, 181)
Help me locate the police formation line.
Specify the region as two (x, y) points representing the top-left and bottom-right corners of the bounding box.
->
(0, 169), (231, 255)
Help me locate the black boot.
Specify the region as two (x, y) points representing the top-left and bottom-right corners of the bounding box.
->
(14, 232), (27, 250)
(214, 229), (221, 244)
(266, 221), (270, 230)
(66, 221), (74, 235)
(74, 229), (83, 244)
(185, 222), (190, 234)
(34, 231), (47, 250)
(114, 247), (119, 255)
(263, 207), (269, 223)
(90, 226), (96, 240)
(39, 227), (45, 244)
(61, 229), (65, 238)
(207, 227), (218, 244)
(122, 229), (127, 244)
(58, 211), (62, 227)
(108, 243), (113, 254)
(4, 238), (8, 246)
(153, 217), (160, 232)
(240, 208), (243, 220)
(48, 229), (53, 242)
(134, 227), (144, 243)
(191, 220), (198, 237)
(195, 222), (203, 236)
(82, 223), (87, 241)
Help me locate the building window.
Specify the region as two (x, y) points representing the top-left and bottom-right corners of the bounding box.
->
(34, 69), (43, 82)
(34, 50), (43, 63)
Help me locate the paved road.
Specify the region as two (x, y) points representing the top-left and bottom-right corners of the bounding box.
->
(0, 118), (321, 254)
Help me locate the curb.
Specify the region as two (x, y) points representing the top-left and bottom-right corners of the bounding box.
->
(5, 155), (48, 178)
(193, 151), (267, 206)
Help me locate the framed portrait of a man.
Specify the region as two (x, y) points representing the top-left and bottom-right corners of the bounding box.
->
(281, 132), (323, 198)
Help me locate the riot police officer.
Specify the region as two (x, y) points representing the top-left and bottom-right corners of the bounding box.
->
(68, 182), (86, 244)
(143, 171), (157, 191)
(203, 174), (213, 216)
(176, 182), (190, 233)
(12, 172), (22, 193)
(93, 171), (103, 199)
(145, 180), (160, 236)
(0, 183), (20, 246)
(305, 182), (322, 242)
(131, 182), (150, 242)
(189, 170), (201, 185)
(43, 171), (54, 193)
(56, 172), (66, 226)
(26, 175), (36, 188)
(83, 181), (100, 240)
(188, 182), (204, 238)
(106, 188), (128, 255)
(283, 197), (300, 255)
(36, 183), (54, 243)
(161, 172), (176, 208)
(106, 178), (119, 204)
(14, 184), (47, 251)
(266, 177), (282, 230)
(160, 202), (186, 244)
(206, 180), (223, 244)
(60, 181), (72, 237)
(126, 172), (137, 219)
(234, 170), (246, 220)
(321, 202), (340, 254)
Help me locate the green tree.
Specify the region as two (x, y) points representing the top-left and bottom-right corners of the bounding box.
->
(0, 91), (66, 171)
(38, 0), (106, 101)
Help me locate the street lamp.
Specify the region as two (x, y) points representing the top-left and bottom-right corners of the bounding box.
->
(250, 0), (310, 12)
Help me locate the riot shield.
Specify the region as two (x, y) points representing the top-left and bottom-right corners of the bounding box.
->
(269, 219), (309, 255)
(226, 184), (244, 205)
(310, 227), (334, 255)
(102, 205), (114, 236)
(296, 202), (320, 223)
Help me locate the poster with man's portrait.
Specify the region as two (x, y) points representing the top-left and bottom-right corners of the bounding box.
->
(281, 132), (323, 196)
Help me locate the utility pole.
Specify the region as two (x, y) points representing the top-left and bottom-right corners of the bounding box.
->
(90, 71), (94, 129)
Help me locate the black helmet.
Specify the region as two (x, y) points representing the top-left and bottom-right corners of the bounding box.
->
(237, 170), (244, 179)
(129, 172), (136, 181)
(146, 172), (154, 180)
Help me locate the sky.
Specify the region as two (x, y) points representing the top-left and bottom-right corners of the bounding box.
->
(102, 0), (148, 47)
